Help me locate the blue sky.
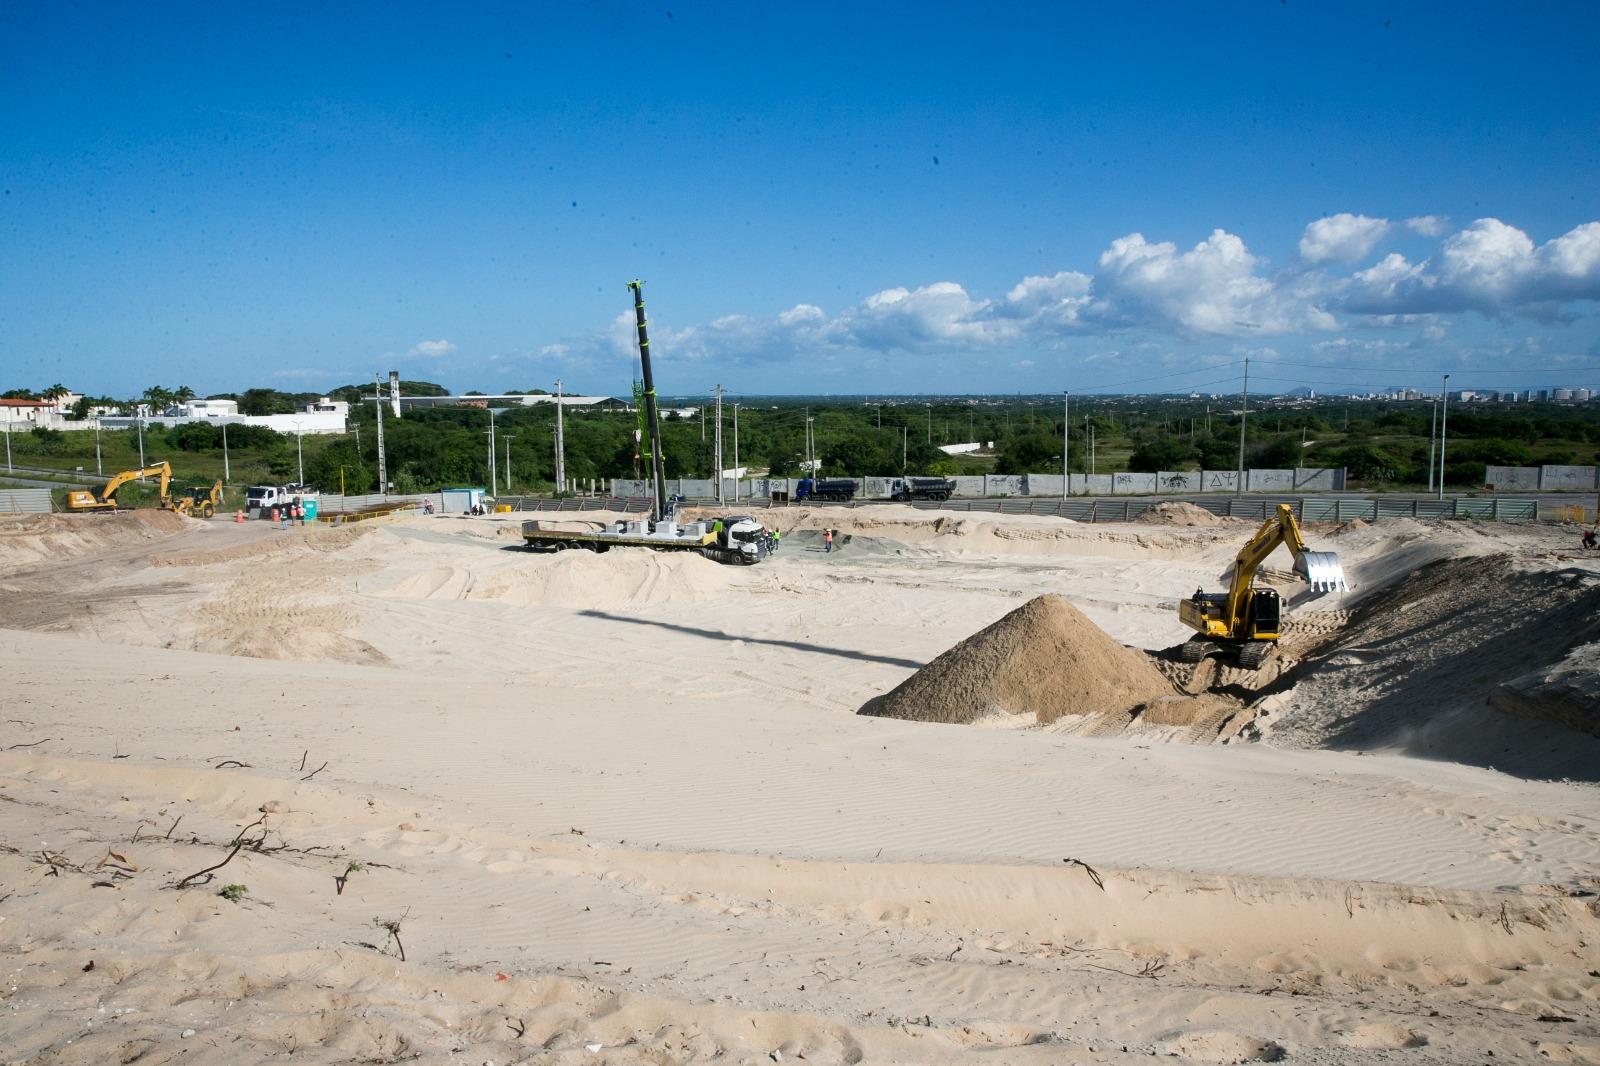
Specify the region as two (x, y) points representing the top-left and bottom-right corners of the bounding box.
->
(3, 2), (1599, 398)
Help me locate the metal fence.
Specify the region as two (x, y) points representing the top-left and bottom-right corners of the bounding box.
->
(490, 494), (1539, 524)
(0, 488), (53, 513)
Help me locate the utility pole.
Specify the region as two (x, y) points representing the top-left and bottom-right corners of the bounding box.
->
(1236, 356), (1250, 496)
(94, 421), (102, 475)
(731, 403), (740, 502)
(926, 404), (931, 444)
(3, 422), (9, 473)
(1437, 373), (1450, 501)
(712, 384), (725, 504)
(554, 380), (566, 495)
(1427, 396), (1437, 493)
(902, 425), (908, 471)
(292, 422), (305, 486)
(502, 434), (515, 493)
(486, 408), (499, 497)
(374, 373), (388, 494)
(137, 415), (145, 472)
(221, 421), (229, 484)
(1062, 391), (1070, 498)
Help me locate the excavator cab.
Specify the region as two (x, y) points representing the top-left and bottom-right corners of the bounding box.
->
(1177, 504), (1345, 670)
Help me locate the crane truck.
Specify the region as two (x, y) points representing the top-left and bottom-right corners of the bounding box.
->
(1177, 503), (1348, 670)
(520, 281), (767, 566)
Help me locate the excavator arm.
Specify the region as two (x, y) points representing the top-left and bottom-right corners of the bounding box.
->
(1178, 503), (1348, 664)
(1222, 504), (1346, 624)
(66, 461), (173, 511)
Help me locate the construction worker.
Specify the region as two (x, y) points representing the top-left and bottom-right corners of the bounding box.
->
(823, 528), (833, 553)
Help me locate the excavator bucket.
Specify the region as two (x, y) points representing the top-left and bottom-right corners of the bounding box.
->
(1295, 551), (1348, 593)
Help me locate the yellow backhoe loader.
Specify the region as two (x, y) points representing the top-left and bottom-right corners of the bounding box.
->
(168, 478), (224, 519)
(1177, 503), (1348, 670)
(64, 462), (173, 513)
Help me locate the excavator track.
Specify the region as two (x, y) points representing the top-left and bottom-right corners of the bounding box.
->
(1237, 641), (1273, 671)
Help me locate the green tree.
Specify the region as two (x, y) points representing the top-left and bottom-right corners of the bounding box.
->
(1127, 437), (1199, 472)
(995, 431), (1058, 473)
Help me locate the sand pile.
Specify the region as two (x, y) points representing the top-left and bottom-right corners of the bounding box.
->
(860, 594), (1181, 725)
(1134, 501), (1229, 527)
(0, 510), (196, 566)
(1256, 555), (1600, 778)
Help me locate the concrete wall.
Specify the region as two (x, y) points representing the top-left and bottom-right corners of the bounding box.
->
(1541, 465), (1598, 492)
(1293, 467), (1343, 491)
(1203, 470), (1240, 492)
(1112, 472), (1158, 495)
(1025, 473), (1065, 496)
(950, 476), (986, 497)
(1157, 471), (1201, 493)
(1085, 474), (1115, 495)
(1485, 466), (1540, 491)
(1247, 468), (1295, 492)
(984, 474), (1026, 496)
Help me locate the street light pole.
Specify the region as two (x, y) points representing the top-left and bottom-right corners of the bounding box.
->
(502, 434), (515, 493)
(1235, 356), (1250, 496)
(292, 422), (304, 486)
(94, 421), (102, 475)
(221, 420), (230, 484)
(554, 380), (566, 494)
(486, 408), (499, 497)
(1062, 391), (1070, 498)
(1426, 397), (1437, 493)
(731, 403), (740, 502)
(712, 384), (725, 504)
(1437, 373), (1450, 501)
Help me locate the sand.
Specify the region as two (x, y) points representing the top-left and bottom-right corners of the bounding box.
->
(859, 593), (1185, 726)
(3, 507), (1599, 1063)
(1132, 501), (1233, 527)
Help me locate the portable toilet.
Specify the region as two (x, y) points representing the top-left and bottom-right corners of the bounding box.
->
(439, 487), (484, 513)
(301, 498), (319, 521)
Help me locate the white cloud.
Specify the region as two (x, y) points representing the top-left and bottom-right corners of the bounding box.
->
(408, 339), (457, 358)
(532, 215), (1600, 366)
(1299, 213), (1389, 264)
(1405, 215), (1450, 237)
(1342, 218), (1600, 316)
(1088, 229), (1335, 334)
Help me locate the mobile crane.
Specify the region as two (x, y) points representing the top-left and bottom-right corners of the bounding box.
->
(64, 462), (173, 513)
(521, 281), (767, 565)
(1177, 503), (1348, 669)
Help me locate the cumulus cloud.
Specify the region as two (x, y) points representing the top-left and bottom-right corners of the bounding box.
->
(408, 339), (457, 358)
(534, 215), (1600, 366)
(1405, 215), (1450, 237)
(1299, 213), (1390, 264)
(1342, 218), (1600, 316)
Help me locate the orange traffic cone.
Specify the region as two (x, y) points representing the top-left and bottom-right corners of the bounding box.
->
(234, 509), (244, 524)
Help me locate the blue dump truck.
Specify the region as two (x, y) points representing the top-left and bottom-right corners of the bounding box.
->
(794, 478), (858, 502)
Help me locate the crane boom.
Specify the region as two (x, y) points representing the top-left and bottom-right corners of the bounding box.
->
(628, 280), (670, 522)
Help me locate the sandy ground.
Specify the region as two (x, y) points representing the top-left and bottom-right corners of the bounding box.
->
(2, 506), (1598, 1064)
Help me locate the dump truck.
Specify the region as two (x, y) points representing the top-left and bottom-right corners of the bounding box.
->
(889, 477), (954, 502)
(1177, 503), (1348, 669)
(794, 478), (858, 502)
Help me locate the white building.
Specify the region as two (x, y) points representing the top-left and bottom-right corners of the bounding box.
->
(100, 395), (349, 436)
(0, 398), (67, 427)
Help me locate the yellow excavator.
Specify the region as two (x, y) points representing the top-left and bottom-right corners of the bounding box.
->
(1178, 503), (1348, 670)
(64, 461), (173, 513)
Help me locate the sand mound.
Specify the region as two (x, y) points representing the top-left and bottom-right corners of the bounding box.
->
(0, 510), (197, 566)
(1254, 555), (1600, 779)
(1135, 501), (1228, 526)
(860, 594), (1181, 725)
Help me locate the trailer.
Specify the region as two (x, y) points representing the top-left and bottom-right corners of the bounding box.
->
(522, 515), (767, 565)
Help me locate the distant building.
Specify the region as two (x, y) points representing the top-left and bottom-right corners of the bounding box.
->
(99, 394), (350, 436)
(0, 397), (65, 427)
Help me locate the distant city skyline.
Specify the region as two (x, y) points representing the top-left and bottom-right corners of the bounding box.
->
(4, 4), (1598, 397)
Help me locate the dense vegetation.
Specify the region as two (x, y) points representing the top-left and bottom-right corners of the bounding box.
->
(6, 379), (1599, 496)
